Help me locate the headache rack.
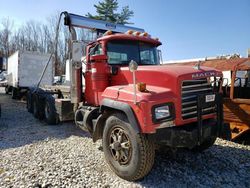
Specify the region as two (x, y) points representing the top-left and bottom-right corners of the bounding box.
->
(181, 79), (216, 120)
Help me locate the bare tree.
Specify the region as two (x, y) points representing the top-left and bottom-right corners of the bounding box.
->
(0, 17), (14, 58)
(0, 11), (92, 75)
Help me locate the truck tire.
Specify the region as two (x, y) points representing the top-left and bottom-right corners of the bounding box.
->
(102, 113), (155, 181)
(33, 95), (44, 120)
(5, 86), (9, 94)
(33, 96), (39, 119)
(26, 91), (33, 113)
(192, 136), (217, 152)
(11, 87), (19, 99)
(44, 95), (58, 125)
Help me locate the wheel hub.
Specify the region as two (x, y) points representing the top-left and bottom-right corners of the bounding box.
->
(109, 127), (132, 165)
(113, 142), (121, 151)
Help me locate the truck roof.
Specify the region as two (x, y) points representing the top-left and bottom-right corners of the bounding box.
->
(97, 33), (162, 46)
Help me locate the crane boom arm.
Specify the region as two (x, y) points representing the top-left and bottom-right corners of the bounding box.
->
(63, 12), (144, 33)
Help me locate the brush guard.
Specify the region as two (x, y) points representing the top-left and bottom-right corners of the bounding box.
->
(151, 93), (225, 148)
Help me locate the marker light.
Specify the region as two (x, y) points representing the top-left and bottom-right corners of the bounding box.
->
(140, 32), (148, 37)
(133, 31), (141, 36)
(126, 30), (134, 35)
(103, 30), (112, 36)
(137, 82), (147, 92)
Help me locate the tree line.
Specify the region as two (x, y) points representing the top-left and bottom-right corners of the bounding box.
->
(0, 0), (134, 75)
(0, 14), (75, 75)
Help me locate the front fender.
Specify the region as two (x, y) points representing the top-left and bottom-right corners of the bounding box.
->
(92, 99), (140, 142)
(100, 98), (140, 133)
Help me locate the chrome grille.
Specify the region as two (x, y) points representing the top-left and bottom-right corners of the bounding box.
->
(181, 79), (215, 120)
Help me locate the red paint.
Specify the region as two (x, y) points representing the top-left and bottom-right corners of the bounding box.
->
(85, 54), (109, 106)
(83, 33), (222, 133)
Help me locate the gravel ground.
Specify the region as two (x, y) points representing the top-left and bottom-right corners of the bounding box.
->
(0, 87), (250, 188)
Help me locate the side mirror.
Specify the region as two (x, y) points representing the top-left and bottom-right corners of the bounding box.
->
(129, 60), (138, 72)
(157, 49), (163, 64)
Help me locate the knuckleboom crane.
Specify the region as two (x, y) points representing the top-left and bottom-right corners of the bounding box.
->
(61, 12), (144, 107)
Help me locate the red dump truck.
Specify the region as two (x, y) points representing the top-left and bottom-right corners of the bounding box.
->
(27, 12), (226, 181)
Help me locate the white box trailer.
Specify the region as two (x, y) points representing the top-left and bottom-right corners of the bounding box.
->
(6, 51), (54, 98)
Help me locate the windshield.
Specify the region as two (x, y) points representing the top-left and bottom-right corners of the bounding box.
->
(107, 40), (159, 65)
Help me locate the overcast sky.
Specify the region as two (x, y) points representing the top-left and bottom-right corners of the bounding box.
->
(0, 0), (249, 60)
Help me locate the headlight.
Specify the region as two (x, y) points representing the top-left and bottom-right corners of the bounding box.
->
(155, 105), (170, 120)
(152, 103), (174, 123)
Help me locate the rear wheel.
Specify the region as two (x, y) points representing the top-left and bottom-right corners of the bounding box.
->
(44, 95), (58, 125)
(33, 97), (39, 119)
(26, 91), (33, 113)
(11, 87), (19, 99)
(5, 86), (10, 94)
(102, 113), (155, 181)
(33, 95), (44, 120)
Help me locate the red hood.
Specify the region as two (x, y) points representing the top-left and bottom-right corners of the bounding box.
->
(137, 64), (222, 78)
(116, 64), (222, 87)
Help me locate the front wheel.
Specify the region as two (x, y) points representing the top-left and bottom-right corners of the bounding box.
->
(102, 113), (155, 181)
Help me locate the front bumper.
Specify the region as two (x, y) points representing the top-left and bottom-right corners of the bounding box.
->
(150, 119), (217, 149)
(149, 93), (224, 149)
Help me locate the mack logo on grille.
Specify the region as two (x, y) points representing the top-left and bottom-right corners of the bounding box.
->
(192, 71), (216, 79)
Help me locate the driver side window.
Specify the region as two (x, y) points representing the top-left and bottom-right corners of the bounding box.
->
(90, 44), (103, 56)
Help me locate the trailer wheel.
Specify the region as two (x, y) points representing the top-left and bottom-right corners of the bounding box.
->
(192, 136), (217, 152)
(26, 91), (33, 113)
(11, 87), (19, 99)
(102, 113), (155, 181)
(44, 95), (58, 125)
